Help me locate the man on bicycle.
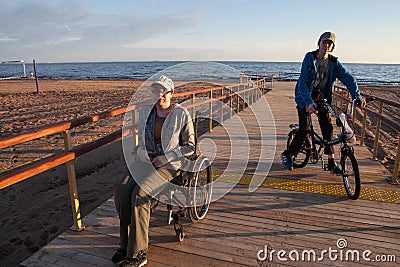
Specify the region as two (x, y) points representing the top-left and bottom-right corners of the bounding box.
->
(281, 31), (366, 173)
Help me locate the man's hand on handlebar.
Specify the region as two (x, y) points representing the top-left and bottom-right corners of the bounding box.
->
(306, 102), (318, 114)
(355, 98), (367, 109)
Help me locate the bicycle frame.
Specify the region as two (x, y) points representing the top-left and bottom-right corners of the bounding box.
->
(306, 99), (356, 167)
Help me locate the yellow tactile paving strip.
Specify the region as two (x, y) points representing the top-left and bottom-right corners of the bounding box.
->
(214, 171), (400, 204)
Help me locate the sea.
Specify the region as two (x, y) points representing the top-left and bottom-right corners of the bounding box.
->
(1, 61), (400, 86)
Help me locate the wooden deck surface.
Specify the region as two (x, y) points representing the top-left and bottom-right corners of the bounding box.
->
(22, 82), (400, 266)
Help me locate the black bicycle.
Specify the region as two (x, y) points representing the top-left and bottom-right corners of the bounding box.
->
(286, 99), (361, 199)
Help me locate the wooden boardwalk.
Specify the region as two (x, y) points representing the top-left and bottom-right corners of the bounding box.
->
(22, 82), (400, 266)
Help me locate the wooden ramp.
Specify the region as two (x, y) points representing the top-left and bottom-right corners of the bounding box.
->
(22, 82), (400, 266)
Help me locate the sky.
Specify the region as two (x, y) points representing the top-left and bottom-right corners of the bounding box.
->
(1, 0), (399, 64)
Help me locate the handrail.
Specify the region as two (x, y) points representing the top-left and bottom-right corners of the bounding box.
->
(0, 77), (266, 230)
(0, 122), (71, 149)
(333, 85), (400, 184)
(0, 153), (75, 189)
(335, 85), (400, 108)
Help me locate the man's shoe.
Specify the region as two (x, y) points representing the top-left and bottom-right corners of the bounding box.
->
(112, 248), (127, 263)
(120, 251), (147, 267)
(328, 162), (342, 176)
(281, 151), (293, 171)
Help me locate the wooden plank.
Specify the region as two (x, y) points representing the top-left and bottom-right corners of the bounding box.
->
(33, 238), (115, 267)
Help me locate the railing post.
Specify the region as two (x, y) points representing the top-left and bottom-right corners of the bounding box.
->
(236, 86), (240, 112)
(262, 78), (265, 93)
(209, 90), (213, 133)
(191, 93), (196, 121)
(243, 84), (247, 109)
(392, 133), (400, 184)
(372, 101), (384, 160)
(360, 108), (367, 146)
(229, 93), (233, 119)
(220, 88), (224, 123)
(249, 85), (252, 105)
(352, 103), (357, 131)
(334, 87), (339, 108)
(62, 130), (84, 231)
(340, 88), (344, 111)
(243, 86), (247, 108)
(271, 74), (274, 88)
(132, 110), (138, 146)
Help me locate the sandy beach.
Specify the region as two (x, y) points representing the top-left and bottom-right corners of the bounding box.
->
(0, 79), (398, 266)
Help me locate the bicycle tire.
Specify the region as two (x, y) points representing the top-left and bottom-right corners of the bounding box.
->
(287, 130), (311, 168)
(341, 153), (361, 200)
(189, 157), (213, 222)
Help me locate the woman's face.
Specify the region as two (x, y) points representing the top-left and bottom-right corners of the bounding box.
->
(151, 83), (173, 109)
(319, 39), (334, 53)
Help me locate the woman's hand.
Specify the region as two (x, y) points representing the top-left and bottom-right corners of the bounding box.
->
(151, 155), (169, 168)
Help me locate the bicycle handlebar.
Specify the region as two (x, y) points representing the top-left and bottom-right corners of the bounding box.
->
(315, 99), (356, 119)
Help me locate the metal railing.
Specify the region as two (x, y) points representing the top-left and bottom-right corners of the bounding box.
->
(0, 78), (267, 230)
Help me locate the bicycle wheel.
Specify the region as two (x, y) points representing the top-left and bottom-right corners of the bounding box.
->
(189, 157), (213, 222)
(287, 130), (310, 168)
(341, 153), (361, 200)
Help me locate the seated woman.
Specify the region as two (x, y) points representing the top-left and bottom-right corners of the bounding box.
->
(112, 75), (195, 267)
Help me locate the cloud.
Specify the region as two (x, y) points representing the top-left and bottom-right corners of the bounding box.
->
(0, 1), (201, 61)
(45, 37), (83, 46)
(0, 36), (18, 42)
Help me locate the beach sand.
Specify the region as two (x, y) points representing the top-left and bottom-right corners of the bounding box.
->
(0, 79), (398, 266)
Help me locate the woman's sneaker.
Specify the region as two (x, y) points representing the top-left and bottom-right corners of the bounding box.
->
(111, 248), (127, 263)
(120, 250), (147, 267)
(281, 151), (293, 171)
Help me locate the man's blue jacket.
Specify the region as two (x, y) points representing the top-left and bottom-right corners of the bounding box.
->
(295, 50), (361, 109)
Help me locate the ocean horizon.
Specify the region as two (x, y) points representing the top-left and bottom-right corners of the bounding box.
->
(1, 61), (400, 85)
